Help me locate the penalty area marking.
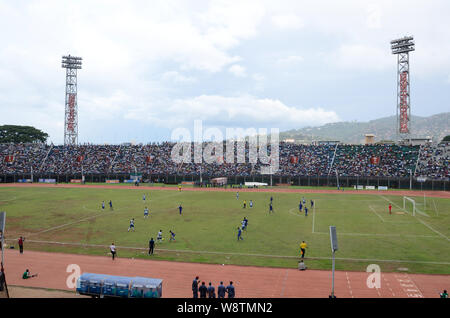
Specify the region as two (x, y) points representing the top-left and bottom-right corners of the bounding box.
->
(7, 238), (450, 266)
(380, 195), (450, 242)
(369, 205), (386, 222)
(369, 206), (415, 224)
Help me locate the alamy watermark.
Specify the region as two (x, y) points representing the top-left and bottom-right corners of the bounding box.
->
(66, 263), (81, 289)
(366, 264), (381, 289)
(170, 120), (279, 174)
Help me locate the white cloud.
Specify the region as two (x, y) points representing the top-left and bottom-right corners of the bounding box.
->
(271, 13), (304, 29)
(332, 44), (391, 71)
(228, 64), (247, 77)
(162, 71), (196, 84)
(366, 3), (382, 29)
(277, 55), (304, 65)
(1, 0), (450, 143)
(124, 95), (340, 130)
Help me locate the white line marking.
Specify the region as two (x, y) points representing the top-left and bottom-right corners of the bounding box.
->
(288, 208), (301, 217)
(369, 205), (386, 222)
(280, 270), (289, 297)
(27, 209), (116, 237)
(312, 231), (439, 238)
(395, 274), (424, 298)
(431, 198), (439, 217)
(345, 272), (354, 298)
(380, 195), (449, 241)
(383, 276), (395, 297)
(7, 239), (450, 265)
(415, 217), (450, 242)
(312, 203), (316, 233)
(0, 196), (18, 202)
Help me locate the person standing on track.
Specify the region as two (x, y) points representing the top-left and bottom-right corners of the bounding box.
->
(218, 281), (226, 298)
(18, 236), (24, 254)
(207, 282), (216, 298)
(110, 243), (116, 260)
(226, 281), (235, 298)
(192, 276), (199, 298)
(199, 281), (208, 298)
(149, 238), (155, 255)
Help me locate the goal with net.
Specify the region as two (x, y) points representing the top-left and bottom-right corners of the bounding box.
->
(403, 196), (429, 217)
(403, 196), (416, 216)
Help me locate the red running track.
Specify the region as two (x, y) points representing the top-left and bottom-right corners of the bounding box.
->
(3, 250), (449, 298)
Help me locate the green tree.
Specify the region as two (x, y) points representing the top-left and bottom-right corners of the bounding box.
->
(442, 135), (450, 143)
(0, 125), (49, 143)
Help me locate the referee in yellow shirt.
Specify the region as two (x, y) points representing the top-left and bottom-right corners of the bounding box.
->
(300, 241), (307, 259)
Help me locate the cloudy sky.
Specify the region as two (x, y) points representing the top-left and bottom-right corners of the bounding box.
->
(0, 0), (449, 144)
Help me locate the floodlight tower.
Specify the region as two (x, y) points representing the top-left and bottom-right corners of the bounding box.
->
(62, 55), (82, 145)
(390, 36), (415, 141)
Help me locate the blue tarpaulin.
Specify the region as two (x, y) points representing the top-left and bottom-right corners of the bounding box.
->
(76, 273), (162, 298)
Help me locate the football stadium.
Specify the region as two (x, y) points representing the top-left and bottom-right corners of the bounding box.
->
(0, 1), (449, 305)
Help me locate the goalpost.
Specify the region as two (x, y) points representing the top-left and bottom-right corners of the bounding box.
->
(403, 196), (429, 217)
(403, 196), (416, 216)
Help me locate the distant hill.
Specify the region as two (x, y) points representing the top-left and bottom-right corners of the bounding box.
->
(280, 112), (450, 144)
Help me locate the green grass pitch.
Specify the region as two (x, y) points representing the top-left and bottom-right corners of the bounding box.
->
(0, 186), (449, 274)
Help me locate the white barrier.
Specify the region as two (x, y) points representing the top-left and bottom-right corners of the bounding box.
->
(378, 186), (388, 191)
(245, 182), (268, 187)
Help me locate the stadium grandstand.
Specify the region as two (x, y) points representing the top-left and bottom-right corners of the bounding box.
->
(0, 142), (448, 190)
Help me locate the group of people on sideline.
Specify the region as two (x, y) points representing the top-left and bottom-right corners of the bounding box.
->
(192, 276), (235, 298)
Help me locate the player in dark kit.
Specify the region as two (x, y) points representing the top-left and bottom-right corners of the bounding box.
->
(148, 238), (155, 255)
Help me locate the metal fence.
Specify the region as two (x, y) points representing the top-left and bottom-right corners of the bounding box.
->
(0, 173), (448, 191)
